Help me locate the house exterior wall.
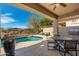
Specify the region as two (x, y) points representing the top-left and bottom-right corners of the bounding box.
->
(59, 18), (79, 38)
(42, 27), (54, 36)
(66, 19), (79, 27)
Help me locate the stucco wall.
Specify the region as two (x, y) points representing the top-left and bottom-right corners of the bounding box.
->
(42, 27), (54, 36)
(59, 19), (79, 39)
(66, 19), (79, 27)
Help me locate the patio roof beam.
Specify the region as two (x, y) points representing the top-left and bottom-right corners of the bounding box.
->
(58, 10), (79, 21)
(22, 3), (58, 19)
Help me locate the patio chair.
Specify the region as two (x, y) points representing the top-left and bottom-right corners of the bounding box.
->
(59, 40), (78, 56)
(47, 37), (55, 50)
(52, 35), (61, 50)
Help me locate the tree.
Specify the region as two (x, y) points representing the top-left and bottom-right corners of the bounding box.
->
(39, 18), (53, 28)
(0, 28), (6, 33)
(28, 16), (40, 33)
(29, 17), (39, 28)
(7, 28), (22, 35)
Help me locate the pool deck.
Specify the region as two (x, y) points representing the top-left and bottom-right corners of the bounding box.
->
(0, 35), (79, 56)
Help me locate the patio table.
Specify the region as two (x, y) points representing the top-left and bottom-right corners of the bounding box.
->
(53, 36), (78, 55)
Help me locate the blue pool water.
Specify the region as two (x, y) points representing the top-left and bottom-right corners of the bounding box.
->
(16, 36), (42, 43)
(0, 36), (42, 48)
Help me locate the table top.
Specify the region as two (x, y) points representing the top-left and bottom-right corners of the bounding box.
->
(53, 36), (79, 40)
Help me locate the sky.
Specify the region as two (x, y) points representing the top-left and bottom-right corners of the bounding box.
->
(1, 3), (42, 29)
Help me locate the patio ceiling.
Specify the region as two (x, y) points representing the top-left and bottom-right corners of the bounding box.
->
(10, 3), (79, 22)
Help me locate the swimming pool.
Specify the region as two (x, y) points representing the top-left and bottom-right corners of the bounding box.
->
(16, 36), (42, 43)
(0, 36), (42, 48)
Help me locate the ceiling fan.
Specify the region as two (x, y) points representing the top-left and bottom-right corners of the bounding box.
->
(50, 3), (67, 11)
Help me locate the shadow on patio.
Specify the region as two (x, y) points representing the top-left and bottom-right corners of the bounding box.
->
(15, 41), (61, 56)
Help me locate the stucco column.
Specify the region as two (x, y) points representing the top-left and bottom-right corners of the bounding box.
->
(53, 19), (59, 36)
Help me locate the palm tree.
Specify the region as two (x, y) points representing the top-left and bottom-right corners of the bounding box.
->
(39, 18), (53, 28)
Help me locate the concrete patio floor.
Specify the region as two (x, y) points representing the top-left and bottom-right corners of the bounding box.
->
(15, 41), (79, 56)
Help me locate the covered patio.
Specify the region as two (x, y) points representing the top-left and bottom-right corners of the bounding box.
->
(5, 3), (79, 56)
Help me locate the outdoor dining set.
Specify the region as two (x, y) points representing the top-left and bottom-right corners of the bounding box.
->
(47, 35), (79, 56)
